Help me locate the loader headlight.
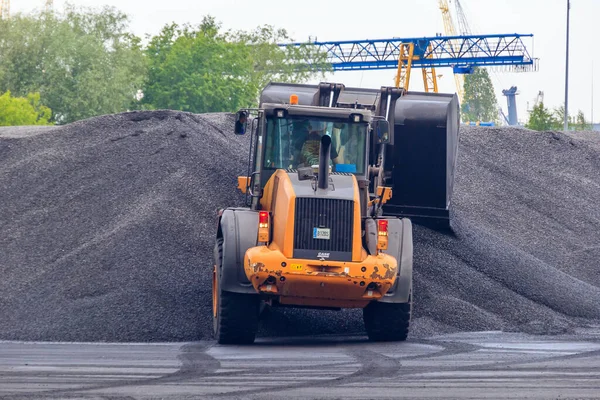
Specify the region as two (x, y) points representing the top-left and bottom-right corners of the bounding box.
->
(350, 113), (362, 123)
(273, 108), (287, 118)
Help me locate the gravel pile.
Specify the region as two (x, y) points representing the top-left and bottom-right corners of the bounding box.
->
(413, 127), (600, 335)
(1, 112), (599, 342)
(0, 111), (249, 341)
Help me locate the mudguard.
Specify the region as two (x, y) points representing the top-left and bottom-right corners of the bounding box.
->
(365, 218), (413, 303)
(216, 208), (259, 294)
(364, 219), (378, 256)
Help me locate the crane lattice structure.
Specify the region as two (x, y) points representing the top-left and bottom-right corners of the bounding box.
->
(0, 0), (9, 19)
(280, 33), (536, 99)
(453, 0), (472, 36)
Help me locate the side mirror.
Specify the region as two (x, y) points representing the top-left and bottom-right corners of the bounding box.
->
(374, 119), (391, 144)
(234, 111), (248, 135)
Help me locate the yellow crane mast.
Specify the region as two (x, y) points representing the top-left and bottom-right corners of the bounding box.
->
(394, 43), (439, 93)
(438, 0), (465, 103)
(395, 1), (470, 97)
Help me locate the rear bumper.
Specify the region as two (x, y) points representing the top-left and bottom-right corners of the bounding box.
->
(244, 246), (398, 308)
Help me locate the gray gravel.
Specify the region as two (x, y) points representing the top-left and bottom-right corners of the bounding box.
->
(0, 111), (249, 342)
(0, 112), (598, 342)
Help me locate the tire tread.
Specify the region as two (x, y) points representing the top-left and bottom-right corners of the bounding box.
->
(363, 298), (411, 342)
(213, 238), (259, 345)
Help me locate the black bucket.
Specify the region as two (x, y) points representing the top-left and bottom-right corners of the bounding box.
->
(383, 92), (460, 230)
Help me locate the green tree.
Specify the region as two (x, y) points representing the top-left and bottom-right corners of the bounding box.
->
(574, 110), (591, 130)
(548, 104), (593, 130)
(0, 6), (146, 124)
(551, 104), (572, 130)
(0, 91), (52, 126)
(142, 18), (256, 113)
(461, 67), (498, 122)
(141, 16), (330, 113)
(226, 24), (330, 91)
(526, 102), (557, 131)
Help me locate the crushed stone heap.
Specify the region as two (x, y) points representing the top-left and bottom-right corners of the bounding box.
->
(1, 111), (599, 341)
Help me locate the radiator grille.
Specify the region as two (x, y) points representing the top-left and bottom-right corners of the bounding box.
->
(293, 197), (354, 255)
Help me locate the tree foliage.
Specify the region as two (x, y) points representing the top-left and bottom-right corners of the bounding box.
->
(0, 6), (146, 124)
(461, 67), (498, 122)
(526, 102), (557, 131)
(527, 103), (591, 131)
(226, 23), (331, 90)
(0, 7), (330, 123)
(0, 91), (52, 126)
(574, 110), (591, 130)
(552, 104), (571, 129)
(552, 105), (590, 131)
(141, 16), (330, 113)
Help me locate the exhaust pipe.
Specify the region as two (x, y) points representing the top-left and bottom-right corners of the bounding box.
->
(318, 135), (332, 190)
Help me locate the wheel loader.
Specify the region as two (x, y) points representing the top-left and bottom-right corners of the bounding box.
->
(213, 82), (459, 344)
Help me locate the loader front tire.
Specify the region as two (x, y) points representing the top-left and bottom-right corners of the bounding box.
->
(363, 294), (411, 342)
(213, 239), (259, 345)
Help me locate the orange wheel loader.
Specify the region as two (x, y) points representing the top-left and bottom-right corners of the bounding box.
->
(212, 82), (459, 344)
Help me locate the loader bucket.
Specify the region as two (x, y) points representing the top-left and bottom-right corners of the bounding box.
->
(383, 92), (460, 230)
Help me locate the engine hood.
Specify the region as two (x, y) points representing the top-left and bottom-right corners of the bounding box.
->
(287, 172), (357, 201)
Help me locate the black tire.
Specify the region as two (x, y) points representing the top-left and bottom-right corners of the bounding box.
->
(363, 293), (412, 342)
(212, 238), (259, 345)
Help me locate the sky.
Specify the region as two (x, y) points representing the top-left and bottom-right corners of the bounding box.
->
(12, 0), (600, 124)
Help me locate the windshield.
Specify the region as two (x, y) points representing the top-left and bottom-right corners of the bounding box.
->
(264, 117), (368, 174)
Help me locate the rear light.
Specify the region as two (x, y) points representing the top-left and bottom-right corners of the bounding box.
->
(377, 219), (388, 236)
(377, 219), (388, 251)
(258, 211), (270, 243)
(259, 211), (269, 228)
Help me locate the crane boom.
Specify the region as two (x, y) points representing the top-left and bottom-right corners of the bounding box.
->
(454, 0), (472, 36)
(438, 0), (465, 103)
(439, 0), (457, 36)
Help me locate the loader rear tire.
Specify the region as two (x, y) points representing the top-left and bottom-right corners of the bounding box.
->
(213, 239), (259, 345)
(363, 294), (411, 342)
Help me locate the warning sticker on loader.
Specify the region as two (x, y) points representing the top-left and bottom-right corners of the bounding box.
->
(290, 264), (303, 271)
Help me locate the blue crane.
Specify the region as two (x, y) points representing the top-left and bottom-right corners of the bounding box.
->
(502, 86), (519, 126)
(279, 33), (537, 97)
(280, 33), (536, 72)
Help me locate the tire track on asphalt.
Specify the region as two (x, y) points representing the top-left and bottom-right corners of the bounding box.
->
(4, 337), (600, 399)
(0, 342), (218, 399)
(196, 339), (600, 398)
(204, 340), (482, 398)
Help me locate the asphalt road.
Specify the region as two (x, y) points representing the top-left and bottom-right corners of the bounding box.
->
(2, 330), (600, 399)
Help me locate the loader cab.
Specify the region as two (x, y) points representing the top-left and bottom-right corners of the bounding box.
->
(257, 104), (373, 188)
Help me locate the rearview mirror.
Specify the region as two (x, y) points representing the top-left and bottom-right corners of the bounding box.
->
(234, 111), (248, 135)
(374, 119), (391, 144)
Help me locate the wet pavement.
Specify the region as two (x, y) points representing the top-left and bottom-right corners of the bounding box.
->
(1, 330), (600, 399)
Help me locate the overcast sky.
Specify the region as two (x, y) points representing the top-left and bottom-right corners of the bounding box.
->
(13, 0), (600, 124)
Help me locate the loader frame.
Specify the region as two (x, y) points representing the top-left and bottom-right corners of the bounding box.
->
(212, 80), (460, 344)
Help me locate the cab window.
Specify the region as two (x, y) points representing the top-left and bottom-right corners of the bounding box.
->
(263, 117), (367, 174)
